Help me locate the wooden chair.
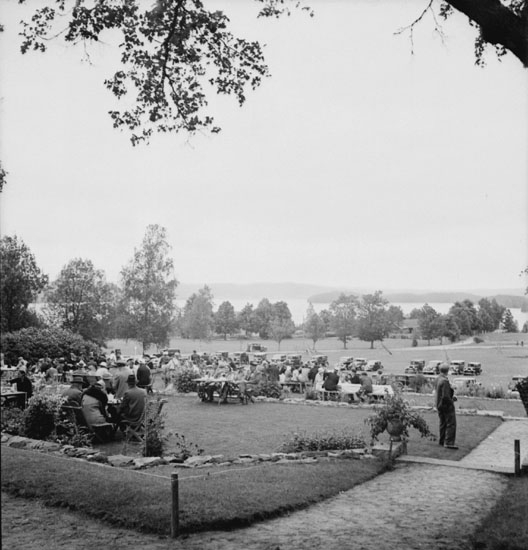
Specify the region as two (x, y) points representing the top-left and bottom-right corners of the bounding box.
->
(123, 398), (168, 444)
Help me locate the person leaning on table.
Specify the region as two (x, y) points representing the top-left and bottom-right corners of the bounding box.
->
(435, 363), (458, 449)
(10, 366), (33, 401)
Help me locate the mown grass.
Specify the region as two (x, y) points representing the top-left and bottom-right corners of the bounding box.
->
(98, 396), (503, 461)
(1, 399), (504, 535)
(471, 476), (528, 550)
(1, 446), (384, 535)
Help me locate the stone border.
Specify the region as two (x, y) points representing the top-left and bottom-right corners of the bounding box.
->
(1, 432), (380, 472)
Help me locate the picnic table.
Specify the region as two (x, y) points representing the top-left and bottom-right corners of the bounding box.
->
(195, 377), (242, 403)
(339, 383), (394, 401)
(1, 389), (27, 409)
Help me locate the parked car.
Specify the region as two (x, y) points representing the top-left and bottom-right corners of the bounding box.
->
(339, 356), (354, 367)
(247, 343), (267, 352)
(449, 360), (465, 375)
(466, 362), (482, 375)
(408, 360), (425, 372)
(463, 365), (477, 376)
(365, 360), (383, 371)
(353, 358), (367, 370)
(287, 354), (303, 367)
(271, 353), (287, 362)
(253, 352), (267, 362)
(507, 375), (527, 396)
(312, 354), (328, 365)
(423, 360), (443, 375)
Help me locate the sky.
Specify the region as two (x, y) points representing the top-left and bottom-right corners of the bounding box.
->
(1, 0), (527, 294)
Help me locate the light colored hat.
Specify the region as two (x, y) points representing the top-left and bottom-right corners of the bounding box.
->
(99, 361), (107, 367)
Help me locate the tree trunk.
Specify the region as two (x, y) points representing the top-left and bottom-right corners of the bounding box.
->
(370, 340), (374, 349)
(447, 0), (528, 66)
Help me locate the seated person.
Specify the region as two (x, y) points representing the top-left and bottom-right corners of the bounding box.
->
(349, 369), (361, 384)
(136, 360), (152, 393)
(61, 375), (84, 407)
(323, 368), (340, 392)
(10, 367), (33, 401)
(357, 372), (373, 403)
(117, 374), (147, 428)
(81, 380), (112, 429)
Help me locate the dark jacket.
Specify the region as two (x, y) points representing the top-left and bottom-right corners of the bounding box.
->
(136, 364), (152, 387)
(119, 386), (147, 424)
(323, 372), (340, 391)
(12, 376), (33, 399)
(436, 375), (455, 410)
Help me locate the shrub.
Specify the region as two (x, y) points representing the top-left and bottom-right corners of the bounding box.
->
(256, 381), (282, 399)
(279, 429), (366, 453)
(408, 374), (433, 393)
(165, 432), (204, 459)
(473, 336), (484, 344)
(411, 338), (418, 347)
(1, 405), (25, 435)
(173, 367), (200, 393)
(22, 392), (65, 440)
(143, 400), (167, 457)
(304, 388), (319, 401)
(365, 391), (436, 443)
(1, 327), (100, 365)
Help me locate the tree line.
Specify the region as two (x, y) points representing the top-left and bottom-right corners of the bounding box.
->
(1, 226), (524, 354)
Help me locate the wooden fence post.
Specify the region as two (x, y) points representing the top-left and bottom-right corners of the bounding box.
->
(171, 473), (179, 537)
(514, 439), (521, 476)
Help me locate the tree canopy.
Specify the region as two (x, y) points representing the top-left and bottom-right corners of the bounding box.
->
(0, 235), (48, 333)
(120, 224), (178, 351)
(45, 258), (115, 345)
(8, 0), (526, 146)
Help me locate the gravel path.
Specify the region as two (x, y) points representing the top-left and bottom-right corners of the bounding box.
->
(2, 462), (508, 550)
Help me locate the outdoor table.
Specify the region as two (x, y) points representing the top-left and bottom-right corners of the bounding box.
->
(1, 389), (27, 409)
(195, 378), (241, 403)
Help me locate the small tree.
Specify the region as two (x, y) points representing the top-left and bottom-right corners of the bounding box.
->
(304, 303), (327, 350)
(237, 303), (258, 336)
(120, 225), (178, 352)
(356, 291), (390, 349)
(269, 301), (295, 350)
(417, 304), (441, 346)
(181, 286), (215, 340)
(501, 309), (519, 333)
(214, 301), (238, 340)
(329, 294), (357, 349)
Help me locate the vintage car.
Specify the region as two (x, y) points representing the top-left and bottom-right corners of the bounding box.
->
(449, 360), (465, 375)
(353, 358), (367, 370)
(423, 360), (443, 375)
(312, 354), (329, 365)
(365, 360), (383, 372)
(246, 343), (267, 353)
(466, 362), (482, 375)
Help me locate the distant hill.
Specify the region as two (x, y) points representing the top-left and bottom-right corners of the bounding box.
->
(176, 282), (337, 301)
(175, 282), (526, 310)
(308, 290), (528, 310)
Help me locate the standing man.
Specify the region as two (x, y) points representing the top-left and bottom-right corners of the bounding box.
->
(436, 363), (458, 449)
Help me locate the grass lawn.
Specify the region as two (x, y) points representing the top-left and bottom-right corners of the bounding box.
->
(96, 396), (503, 460)
(0, 398), (504, 535)
(1, 446), (384, 535)
(471, 476), (528, 550)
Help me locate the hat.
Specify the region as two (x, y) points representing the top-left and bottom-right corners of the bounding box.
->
(116, 360), (127, 367)
(102, 372), (112, 380)
(127, 374), (137, 385)
(72, 375), (84, 383)
(94, 379), (106, 389)
(99, 361), (107, 367)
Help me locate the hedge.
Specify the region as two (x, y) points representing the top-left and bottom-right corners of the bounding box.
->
(0, 327), (100, 365)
